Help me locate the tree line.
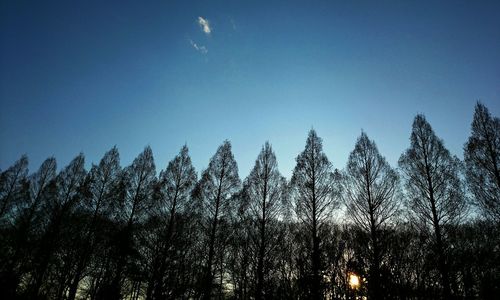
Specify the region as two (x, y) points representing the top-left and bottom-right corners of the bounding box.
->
(1, 102), (499, 300)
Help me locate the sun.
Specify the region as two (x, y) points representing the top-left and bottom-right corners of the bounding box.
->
(349, 273), (360, 289)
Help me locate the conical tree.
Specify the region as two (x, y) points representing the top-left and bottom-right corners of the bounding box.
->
(29, 153), (86, 298)
(147, 145), (197, 299)
(343, 132), (400, 299)
(399, 115), (466, 300)
(195, 140), (240, 299)
(0, 157), (55, 298)
(464, 102), (500, 222)
(243, 142), (287, 299)
(122, 146), (157, 227)
(291, 130), (341, 299)
(105, 146), (156, 300)
(0, 155), (28, 221)
(66, 147), (121, 300)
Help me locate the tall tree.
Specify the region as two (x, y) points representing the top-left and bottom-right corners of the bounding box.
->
(291, 130), (341, 299)
(121, 146), (157, 227)
(243, 142), (287, 299)
(195, 140), (240, 299)
(105, 146), (156, 300)
(0, 155), (28, 221)
(399, 115), (466, 300)
(0, 157), (55, 298)
(66, 147), (121, 300)
(28, 153), (87, 298)
(343, 132), (400, 299)
(464, 102), (500, 222)
(147, 145), (197, 300)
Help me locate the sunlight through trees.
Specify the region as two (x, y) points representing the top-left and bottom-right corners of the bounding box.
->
(0, 103), (499, 299)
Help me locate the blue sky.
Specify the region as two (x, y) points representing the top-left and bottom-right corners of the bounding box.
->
(1, 0), (499, 178)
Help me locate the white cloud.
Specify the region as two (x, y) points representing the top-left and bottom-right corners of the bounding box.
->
(198, 16), (211, 35)
(189, 39), (208, 54)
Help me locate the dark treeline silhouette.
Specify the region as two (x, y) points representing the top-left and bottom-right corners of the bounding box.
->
(1, 102), (499, 300)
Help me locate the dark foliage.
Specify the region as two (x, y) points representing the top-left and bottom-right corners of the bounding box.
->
(1, 104), (499, 299)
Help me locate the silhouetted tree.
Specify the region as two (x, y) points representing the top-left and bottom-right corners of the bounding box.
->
(242, 142), (287, 299)
(291, 130), (341, 299)
(0, 157), (54, 299)
(66, 147), (121, 300)
(28, 153), (86, 298)
(146, 145), (197, 299)
(399, 115), (467, 300)
(101, 146), (156, 300)
(1, 105), (498, 299)
(0, 155), (28, 221)
(464, 102), (500, 222)
(343, 132), (400, 299)
(194, 140), (240, 299)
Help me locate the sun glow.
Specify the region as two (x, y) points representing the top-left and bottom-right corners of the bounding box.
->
(349, 273), (360, 289)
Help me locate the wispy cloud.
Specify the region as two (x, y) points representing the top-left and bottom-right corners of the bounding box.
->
(189, 39), (208, 54)
(198, 17), (211, 35)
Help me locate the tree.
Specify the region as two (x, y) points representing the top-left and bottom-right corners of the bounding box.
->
(464, 102), (500, 222)
(399, 115), (467, 300)
(0, 155), (28, 221)
(3, 112), (500, 299)
(66, 147), (121, 300)
(343, 132), (400, 299)
(102, 146), (156, 300)
(0, 157), (55, 298)
(147, 145), (197, 299)
(28, 153), (87, 298)
(194, 140), (240, 299)
(291, 130), (341, 299)
(243, 142), (287, 299)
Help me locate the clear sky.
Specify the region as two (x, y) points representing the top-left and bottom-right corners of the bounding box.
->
(1, 0), (499, 179)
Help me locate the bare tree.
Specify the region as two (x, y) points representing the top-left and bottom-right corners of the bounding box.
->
(147, 145), (197, 299)
(243, 142), (287, 299)
(464, 102), (500, 222)
(2, 109), (499, 299)
(194, 140), (241, 299)
(399, 115), (467, 300)
(0, 157), (55, 298)
(66, 147), (121, 300)
(28, 153), (87, 298)
(104, 146), (157, 300)
(0, 155), (28, 221)
(291, 130), (341, 299)
(343, 132), (400, 299)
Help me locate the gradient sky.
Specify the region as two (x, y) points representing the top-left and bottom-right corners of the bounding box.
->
(1, 0), (499, 179)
